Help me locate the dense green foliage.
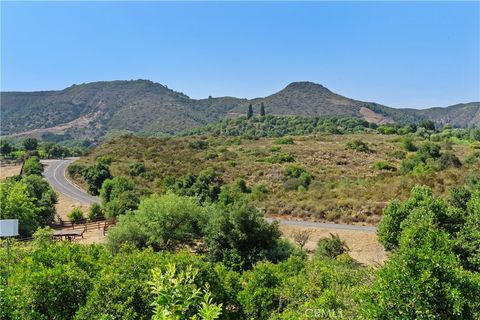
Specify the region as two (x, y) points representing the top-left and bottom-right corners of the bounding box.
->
(100, 177), (139, 219)
(364, 186), (480, 319)
(184, 116), (372, 138)
(0, 156), (57, 236)
(314, 233), (349, 259)
(1, 175), (479, 319)
(68, 207), (85, 222)
(0, 237), (369, 320)
(345, 139), (371, 153)
(22, 156), (43, 176)
(83, 161), (112, 195)
(163, 168), (223, 204)
(0, 138), (87, 159)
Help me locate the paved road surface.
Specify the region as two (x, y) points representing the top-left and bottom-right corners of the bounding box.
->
(41, 158), (376, 232)
(42, 158), (100, 205)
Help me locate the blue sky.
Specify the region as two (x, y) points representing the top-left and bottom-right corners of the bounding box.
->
(1, 1), (479, 109)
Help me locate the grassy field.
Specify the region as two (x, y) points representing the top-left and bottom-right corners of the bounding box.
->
(73, 133), (479, 224)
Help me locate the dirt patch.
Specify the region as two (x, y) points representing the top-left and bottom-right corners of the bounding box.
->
(0, 165), (21, 180)
(280, 224), (387, 266)
(5, 112), (99, 139)
(55, 192), (91, 221)
(359, 106), (394, 125)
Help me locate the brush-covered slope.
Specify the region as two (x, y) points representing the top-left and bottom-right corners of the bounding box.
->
(1, 80), (478, 142)
(1, 80), (209, 140)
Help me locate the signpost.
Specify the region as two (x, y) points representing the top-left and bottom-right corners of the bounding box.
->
(0, 219), (19, 286)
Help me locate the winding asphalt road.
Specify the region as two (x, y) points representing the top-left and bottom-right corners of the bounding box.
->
(42, 158), (100, 205)
(41, 158), (376, 232)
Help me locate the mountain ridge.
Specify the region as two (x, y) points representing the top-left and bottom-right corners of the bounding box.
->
(1, 79), (478, 142)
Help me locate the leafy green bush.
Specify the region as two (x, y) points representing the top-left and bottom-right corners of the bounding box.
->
(107, 193), (207, 252)
(345, 139), (370, 152)
(400, 137), (417, 152)
(129, 162), (146, 176)
(167, 168), (224, 204)
(252, 184), (269, 200)
(96, 155), (114, 165)
(67, 163), (86, 177)
(189, 140), (209, 150)
(372, 161), (396, 171)
(88, 203), (104, 220)
(149, 264), (222, 320)
(83, 162), (112, 195)
(315, 233), (349, 259)
(203, 202), (289, 269)
(22, 174), (58, 225)
(0, 180), (38, 236)
(283, 165), (312, 189)
(0, 139), (13, 155)
(68, 207), (84, 222)
(263, 153), (295, 164)
(22, 156), (43, 176)
(435, 152), (462, 170)
(22, 137), (38, 151)
(416, 142), (441, 161)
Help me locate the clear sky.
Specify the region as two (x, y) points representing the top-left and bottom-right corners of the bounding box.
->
(1, 1), (479, 109)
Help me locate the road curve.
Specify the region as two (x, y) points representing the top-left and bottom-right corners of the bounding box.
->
(42, 158), (100, 205)
(41, 158), (376, 233)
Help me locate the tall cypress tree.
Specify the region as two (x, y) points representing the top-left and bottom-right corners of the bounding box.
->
(247, 104), (253, 119)
(260, 102), (266, 116)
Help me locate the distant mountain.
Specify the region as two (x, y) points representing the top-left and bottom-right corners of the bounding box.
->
(1, 80), (478, 142)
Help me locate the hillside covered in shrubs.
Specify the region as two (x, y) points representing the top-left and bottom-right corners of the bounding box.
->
(69, 123), (480, 224)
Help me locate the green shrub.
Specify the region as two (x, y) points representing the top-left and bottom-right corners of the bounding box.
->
(189, 140), (209, 150)
(400, 137), (417, 152)
(373, 161), (396, 171)
(345, 139), (370, 152)
(273, 137), (294, 145)
(22, 137), (38, 151)
(416, 142), (441, 160)
(67, 164), (86, 177)
(465, 152), (480, 165)
(88, 203), (104, 220)
(315, 234), (349, 259)
(83, 162), (112, 195)
(283, 165), (312, 190)
(68, 207), (84, 222)
(129, 162), (146, 176)
(435, 152), (462, 170)
(96, 155), (114, 165)
(22, 156), (43, 176)
(252, 184), (269, 200)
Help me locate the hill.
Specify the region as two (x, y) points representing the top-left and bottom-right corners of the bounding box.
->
(1, 80), (478, 142)
(71, 132), (479, 224)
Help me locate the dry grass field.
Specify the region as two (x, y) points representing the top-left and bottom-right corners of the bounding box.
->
(0, 164), (21, 180)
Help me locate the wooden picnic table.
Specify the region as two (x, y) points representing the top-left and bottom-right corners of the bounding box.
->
(53, 229), (84, 241)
